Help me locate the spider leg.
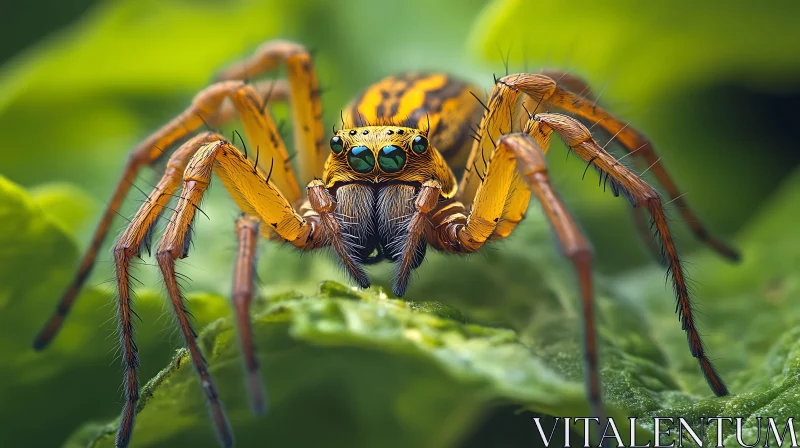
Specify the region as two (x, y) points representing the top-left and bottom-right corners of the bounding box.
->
(431, 133), (603, 430)
(155, 178), (234, 448)
(208, 79), (290, 127)
(34, 80), (292, 349)
(526, 70), (673, 264)
(232, 215), (266, 415)
(537, 69), (596, 101)
(510, 73), (739, 262)
(631, 206), (669, 266)
(108, 132), (225, 448)
(144, 139), (317, 448)
(461, 73), (738, 262)
(216, 40), (327, 185)
(534, 112), (729, 396)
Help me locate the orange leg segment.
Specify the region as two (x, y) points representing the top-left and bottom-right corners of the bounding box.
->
(35, 80), (281, 349)
(108, 132), (226, 448)
(534, 112), (729, 396)
(232, 215), (266, 415)
(434, 133), (603, 425)
(506, 73), (740, 262)
(35, 39), (324, 351)
(216, 40), (327, 185)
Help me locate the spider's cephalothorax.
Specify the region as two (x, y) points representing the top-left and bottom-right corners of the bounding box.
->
(319, 126), (457, 279)
(33, 40), (740, 448)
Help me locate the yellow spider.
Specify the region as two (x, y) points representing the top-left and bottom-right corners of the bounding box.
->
(32, 40), (739, 447)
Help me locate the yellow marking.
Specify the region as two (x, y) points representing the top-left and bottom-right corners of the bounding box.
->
(394, 75), (447, 120)
(459, 83), (519, 206)
(181, 141), (310, 245)
(344, 73), (483, 174)
(229, 86), (301, 203)
(285, 52), (327, 185)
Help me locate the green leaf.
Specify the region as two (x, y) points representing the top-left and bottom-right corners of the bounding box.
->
(0, 176), (231, 447)
(2, 1), (798, 447)
(63, 170), (800, 446)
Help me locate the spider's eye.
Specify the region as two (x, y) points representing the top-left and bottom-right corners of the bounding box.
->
(411, 135), (428, 154)
(347, 146), (375, 173)
(378, 145), (407, 173)
(330, 136), (344, 154)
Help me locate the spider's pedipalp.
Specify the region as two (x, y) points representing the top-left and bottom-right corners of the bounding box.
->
(307, 180), (370, 288)
(393, 180), (440, 296)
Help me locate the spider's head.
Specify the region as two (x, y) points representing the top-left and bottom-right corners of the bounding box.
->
(322, 126), (457, 196)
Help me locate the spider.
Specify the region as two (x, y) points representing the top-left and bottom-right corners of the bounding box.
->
(32, 40), (739, 447)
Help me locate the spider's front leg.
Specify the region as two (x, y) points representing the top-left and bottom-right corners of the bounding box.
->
(463, 73), (739, 262)
(111, 132), (227, 448)
(431, 134), (603, 427)
(35, 39), (324, 349)
(142, 139), (316, 447)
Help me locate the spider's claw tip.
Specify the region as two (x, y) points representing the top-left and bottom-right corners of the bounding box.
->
(726, 248), (742, 264)
(392, 282), (408, 298)
(247, 372), (268, 416)
(32, 336), (48, 351)
(32, 326), (58, 351)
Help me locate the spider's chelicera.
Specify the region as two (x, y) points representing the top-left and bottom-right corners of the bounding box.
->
(32, 40), (740, 447)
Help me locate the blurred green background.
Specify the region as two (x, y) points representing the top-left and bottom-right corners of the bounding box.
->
(1, 0), (799, 447)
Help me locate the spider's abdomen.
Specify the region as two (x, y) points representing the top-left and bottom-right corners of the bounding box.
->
(343, 73), (483, 171)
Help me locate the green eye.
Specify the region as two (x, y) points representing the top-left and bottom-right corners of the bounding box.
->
(347, 146), (375, 173)
(411, 135), (428, 154)
(378, 145), (407, 173)
(330, 136), (344, 154)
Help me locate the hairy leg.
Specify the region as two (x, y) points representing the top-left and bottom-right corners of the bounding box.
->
(35, 80), (291, 348)
(306, 179), (369, 287)
(216, 40), (327, 185)
(507, 73), (739, 261)
(533, 112), (728, 396)
(109, 132), (225, 448)
(112, 137), (316, 448)
(433, 133), (604, 426)
(36, 38), (327, 349)
(232, 215), (266, 415)
(460, 73), (738, 262)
